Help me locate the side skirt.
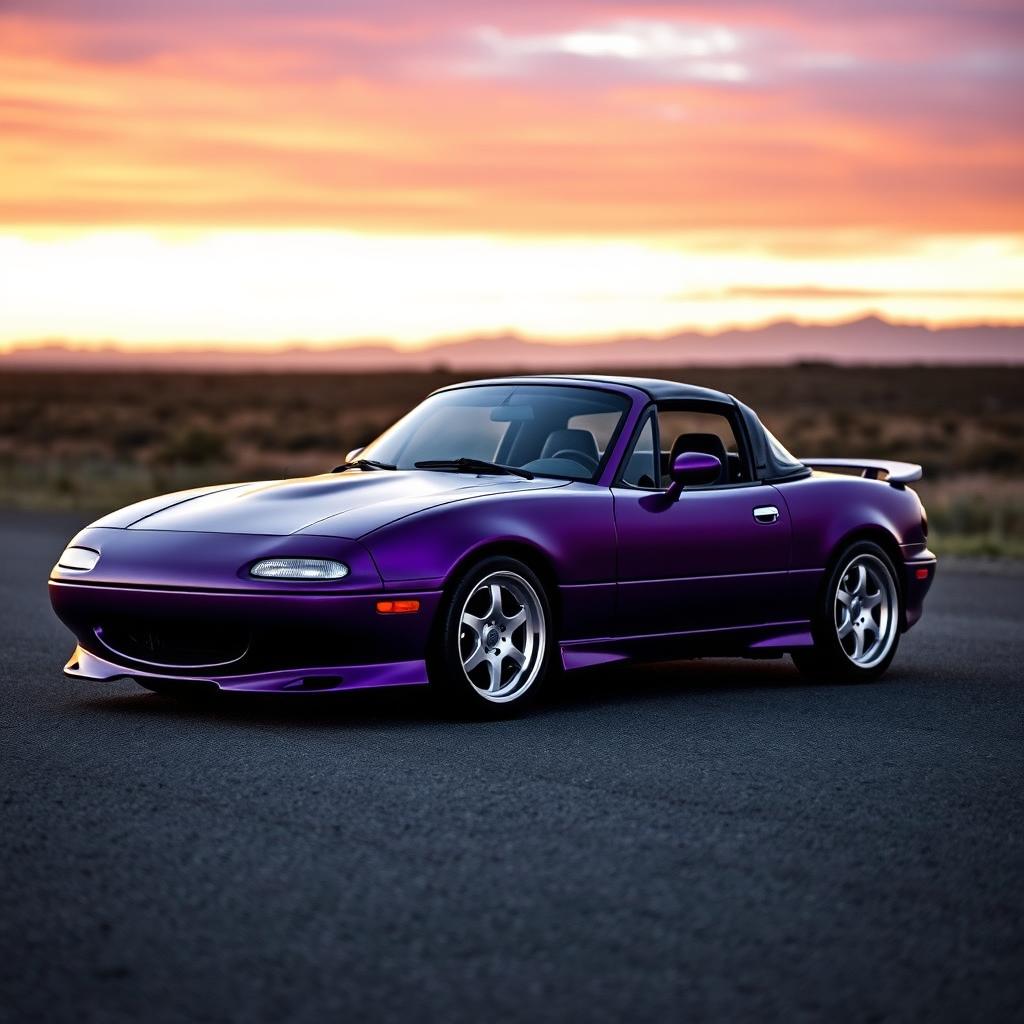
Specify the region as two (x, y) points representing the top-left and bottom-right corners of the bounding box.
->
(559, 620), (814, 672)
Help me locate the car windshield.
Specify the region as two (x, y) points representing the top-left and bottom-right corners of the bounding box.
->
(358, 384), (632, 482)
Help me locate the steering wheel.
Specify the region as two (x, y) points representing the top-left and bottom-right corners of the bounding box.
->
(549, 448), (600, 472)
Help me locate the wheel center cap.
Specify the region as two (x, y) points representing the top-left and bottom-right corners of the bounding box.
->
(484, 627), (501, 648)
(851, 597), (862, 617)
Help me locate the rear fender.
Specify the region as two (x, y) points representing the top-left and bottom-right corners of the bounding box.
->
(773, 474), (929, 622)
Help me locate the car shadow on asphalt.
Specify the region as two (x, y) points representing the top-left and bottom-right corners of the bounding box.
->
(66, 654), (902, 730)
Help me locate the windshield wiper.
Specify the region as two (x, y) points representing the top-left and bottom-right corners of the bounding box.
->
(331, 458), (397, 473)
(415, 458), (534, 480)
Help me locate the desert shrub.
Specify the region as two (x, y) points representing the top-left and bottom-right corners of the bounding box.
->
(113, 426), (162, 453)
(155, 428), (227, 466)
(964, 441), (1024, 475)
(1, 366), (1021, 554)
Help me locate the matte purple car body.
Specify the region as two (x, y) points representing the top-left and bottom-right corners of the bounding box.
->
(49, 376), (936, 694)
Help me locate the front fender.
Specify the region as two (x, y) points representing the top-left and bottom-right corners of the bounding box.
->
(359, 483), (618, 640)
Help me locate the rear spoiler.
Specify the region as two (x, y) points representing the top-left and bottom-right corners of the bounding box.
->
(801, 458), (922, 488)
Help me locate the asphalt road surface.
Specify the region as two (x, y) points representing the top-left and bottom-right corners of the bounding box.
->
(2, 510), (1022, 1024)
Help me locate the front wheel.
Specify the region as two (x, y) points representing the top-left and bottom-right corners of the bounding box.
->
(793, 541), (902, 682)
(429, 556), (554, 717)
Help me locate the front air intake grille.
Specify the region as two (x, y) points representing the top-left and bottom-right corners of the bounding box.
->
(95, 619), (249, 669)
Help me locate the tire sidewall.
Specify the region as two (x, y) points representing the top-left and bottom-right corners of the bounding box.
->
(428, 555), (555, 716)
(809, 540), (902, 681)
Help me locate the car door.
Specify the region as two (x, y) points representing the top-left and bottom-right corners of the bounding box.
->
(610, 410), (793, 637)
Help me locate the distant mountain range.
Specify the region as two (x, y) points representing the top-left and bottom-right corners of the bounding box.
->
(3, 316), (1022, 371)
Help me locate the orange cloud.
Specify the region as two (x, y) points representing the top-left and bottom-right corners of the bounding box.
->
(1, 2), (1021, 345)
(1, 6), (1022, 236)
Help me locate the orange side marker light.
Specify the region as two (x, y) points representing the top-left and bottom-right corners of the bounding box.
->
(376, 599), (421, 614)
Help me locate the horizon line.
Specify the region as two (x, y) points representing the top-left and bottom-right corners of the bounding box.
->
(4, 311), (1024, 358)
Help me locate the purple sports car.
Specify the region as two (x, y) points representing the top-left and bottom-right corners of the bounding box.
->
(50, 376), (935, 714)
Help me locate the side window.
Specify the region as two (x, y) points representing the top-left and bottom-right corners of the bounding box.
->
(656, 407), (748, 486)
(620, 414), (658, 488)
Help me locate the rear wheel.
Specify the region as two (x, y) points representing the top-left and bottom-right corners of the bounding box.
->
(429, 556), (554, 717)
(793, 541), (901, 682)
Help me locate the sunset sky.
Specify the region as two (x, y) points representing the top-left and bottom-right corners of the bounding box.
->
(1, 0), (1023, 351)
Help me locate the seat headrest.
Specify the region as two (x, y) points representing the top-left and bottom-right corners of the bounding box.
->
(540, 428), (600, 463)
(669, 432), (728, 483)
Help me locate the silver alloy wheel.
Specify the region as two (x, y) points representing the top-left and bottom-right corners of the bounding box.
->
(458, 570), (546, 703)
(834, 553), (899, 669)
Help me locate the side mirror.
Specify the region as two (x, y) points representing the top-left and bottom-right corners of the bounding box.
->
(345, 446), (364, 464)
(666, 451), (722, 499)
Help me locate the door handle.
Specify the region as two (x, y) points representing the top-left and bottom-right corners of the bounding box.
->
(753, 505), (779, 524)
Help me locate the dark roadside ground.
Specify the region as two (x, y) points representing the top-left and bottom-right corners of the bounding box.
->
(1, 510), (1022, 1023)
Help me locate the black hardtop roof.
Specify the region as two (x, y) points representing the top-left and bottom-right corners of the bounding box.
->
(427, 375), (810, 481)
(434, 375), (734, 405)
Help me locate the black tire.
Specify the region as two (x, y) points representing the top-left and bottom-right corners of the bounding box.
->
(428, 556), (555, 718)
(793, 540), (902, 683)
(136, 679), (221, 702)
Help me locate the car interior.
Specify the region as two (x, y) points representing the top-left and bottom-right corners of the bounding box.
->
(506, 405), (749, 487)
(619, 406), (750, 490)
(492, 395), (629, 479)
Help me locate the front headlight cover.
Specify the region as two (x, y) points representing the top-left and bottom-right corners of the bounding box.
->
(57, 546), (100, 572)
(250, 557), (349, 581)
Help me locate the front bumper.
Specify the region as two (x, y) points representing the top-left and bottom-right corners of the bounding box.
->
(63, 645), (429, 693)
(50, 580), (440, 693)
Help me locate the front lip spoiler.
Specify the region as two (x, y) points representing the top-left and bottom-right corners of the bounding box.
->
(63, 645), (430, 694)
